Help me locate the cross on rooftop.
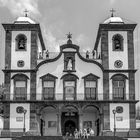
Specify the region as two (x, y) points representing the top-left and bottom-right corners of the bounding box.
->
(67, 32), (72, 40)
(24, 9), (29, 17)
(110, 8), (116, 17)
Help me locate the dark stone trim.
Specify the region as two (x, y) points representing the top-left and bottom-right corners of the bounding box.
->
(3, 103), (10, 130)
(82, 73), (100, 79)
(5, 30), (12, 69)
(103, 103), (110, 130)
(101, 31), (109, 69)
(31, 31), (38, 69)
(103, 73), (109, 100)
(77, 52), (104, 71)
(30, 72), (36, 100)
(30, 103), (37, 130)
(36, 52), (62, 69)
(2, 69), (37, 73)
(60, 44), (79, 52)
(40, 73), (58, 79)
(63, 70), (76, 72)
(1, 100), (138, 104)
(4, 72), (11, 100)
(129, 103), (136, 129)
(127, 31), (134, 69)
(110, 74), (128, 79)
(61, 73), (79, 80)
(37, 42), (104, 71)
(11, 73), (29, 79)
(2, 23), (45, 50)
(129, 73), (135, 97)
(104, 69), (137, 73)
(99, 24), (137, 31)
(94, 23), (137, 50)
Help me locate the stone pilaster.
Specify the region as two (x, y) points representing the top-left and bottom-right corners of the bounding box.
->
(101, 31), (109, 69)
(56, 113), (62, 135)
(103, 72), (109, 100)
(129, 103), (136, 129)
(127, 30), (134, 69)
(103, 103), (110, 130)
(5, 30), (11, 69)
(3, 103), (10, 130)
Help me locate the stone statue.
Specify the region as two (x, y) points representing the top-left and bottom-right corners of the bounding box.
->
(67, 58), (72, 70)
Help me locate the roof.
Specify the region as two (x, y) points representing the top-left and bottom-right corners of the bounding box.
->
(14, 16), (36, 24)
(103, 16), (124, 24)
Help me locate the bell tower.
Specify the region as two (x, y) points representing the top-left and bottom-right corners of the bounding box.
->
(2, 14), (45, 133)
(94, 12), (137, 131)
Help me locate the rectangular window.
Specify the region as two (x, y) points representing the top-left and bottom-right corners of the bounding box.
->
(15, 81), (27, 100)
(113, 81), (125, 100)
(85, 81), (96, 100)
(43, 81), (55, 100)
(64, 81), (75, 100)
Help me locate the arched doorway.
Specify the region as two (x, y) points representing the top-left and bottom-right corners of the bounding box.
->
(64, 120), (76, 135)
(39, 106), (57, 136)
(61, 105), (79, 136)
(82, 105), (100, 136)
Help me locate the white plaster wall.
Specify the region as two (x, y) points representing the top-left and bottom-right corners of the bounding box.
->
(36, 53), (103, 100)
(0, 116), (3, 129)
(110, 103), (130, 131)
(10, 103), (30, 132)
(82, 108), (98, 135)
(108, 31), (128, 69)
(10, 73), (30, 100)
(11, 31), (31, 69)
(42, 110), (57, 136)
(109, 73), (129, 100)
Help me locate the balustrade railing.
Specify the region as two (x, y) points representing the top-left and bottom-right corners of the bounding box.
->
(37, 51), (101, 63)
(0, 93), (136, 101)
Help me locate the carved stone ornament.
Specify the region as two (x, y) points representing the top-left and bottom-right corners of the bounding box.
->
(116, 106), (123, 113)
(16, 106), (24, 113)
(114, 60), (123, 68)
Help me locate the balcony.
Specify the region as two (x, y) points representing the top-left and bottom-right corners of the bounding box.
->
(0, 93), (137, 103)
(37, 52), (102, 64)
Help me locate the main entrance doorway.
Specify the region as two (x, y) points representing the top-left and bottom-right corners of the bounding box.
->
(61, 112), (79, 136)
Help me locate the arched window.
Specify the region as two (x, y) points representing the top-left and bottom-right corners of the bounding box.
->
(61, 74), (79, 100)
(112, 34), (123, 51)
(11, 74), (29, 100)
(40, 73), (58, 100)
(82, 73), (99, 100)
(15, 34), (27, 51)
(111, 74), (128, 100)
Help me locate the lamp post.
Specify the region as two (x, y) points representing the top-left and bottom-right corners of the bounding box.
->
(23, 109), (27, 133)
(112, 109), (116, 140)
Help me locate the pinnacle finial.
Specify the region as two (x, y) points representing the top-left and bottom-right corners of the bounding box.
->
(110, 8), (116, 17)
(67, 32), (72, 40)
(24, 9), (29, 17)
(66, 32), (72, 44)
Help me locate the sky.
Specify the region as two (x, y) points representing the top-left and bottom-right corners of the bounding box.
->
(0, 0), (140, 103)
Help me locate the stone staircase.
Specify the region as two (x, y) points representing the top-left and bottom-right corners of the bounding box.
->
(12, 136), (127, 140)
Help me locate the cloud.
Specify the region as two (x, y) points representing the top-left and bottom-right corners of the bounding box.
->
(0, 0), (40, 16)
(110, 0), (116, 5)
(42, 24), (66, 52)
(75, 34), (92, 52)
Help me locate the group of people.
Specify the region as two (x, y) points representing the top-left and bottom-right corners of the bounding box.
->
(74, 128), (95, 139)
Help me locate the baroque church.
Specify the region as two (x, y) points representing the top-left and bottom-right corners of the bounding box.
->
(0, 12), (138, 138)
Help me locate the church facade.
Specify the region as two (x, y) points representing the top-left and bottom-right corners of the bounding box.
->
(0, 14), (138, 137)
